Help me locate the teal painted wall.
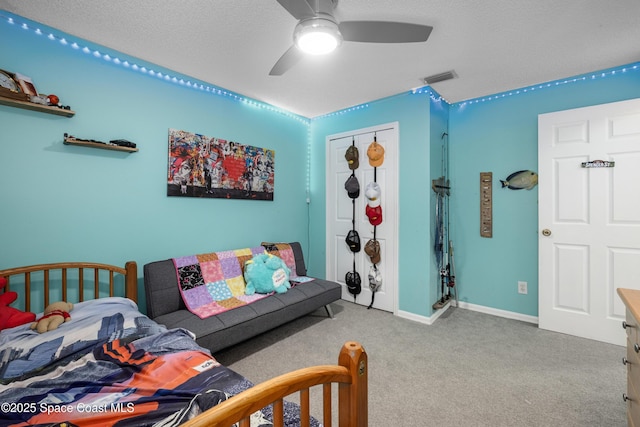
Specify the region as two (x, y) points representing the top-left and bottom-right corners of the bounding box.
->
(2, 12), (639, 319)
(0, 14), (309, 312)
(449, 66), (640, 316)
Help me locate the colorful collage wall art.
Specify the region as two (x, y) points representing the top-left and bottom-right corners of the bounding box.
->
(167, 128), (275, 200)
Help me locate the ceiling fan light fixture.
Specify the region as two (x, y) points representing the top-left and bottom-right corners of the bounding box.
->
(294, 17), (342, 55)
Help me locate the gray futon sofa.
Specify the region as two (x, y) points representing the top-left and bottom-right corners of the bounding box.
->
(143, 242), (341, 353)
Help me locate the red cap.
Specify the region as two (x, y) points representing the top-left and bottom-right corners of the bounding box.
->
(365, 205), (383, 226)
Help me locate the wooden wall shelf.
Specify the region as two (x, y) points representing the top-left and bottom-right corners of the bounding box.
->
(0, 96), (75, 117)
(64, 136), (138, 153)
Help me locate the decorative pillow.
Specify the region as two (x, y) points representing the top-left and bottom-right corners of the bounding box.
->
(261, 242), (298, 277)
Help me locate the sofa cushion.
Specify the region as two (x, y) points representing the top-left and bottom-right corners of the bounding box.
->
(144, 259), (184, 319)
(152, 278), (341, 353)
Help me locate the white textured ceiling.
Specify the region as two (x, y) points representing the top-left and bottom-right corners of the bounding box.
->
(1, 0), (639, 118)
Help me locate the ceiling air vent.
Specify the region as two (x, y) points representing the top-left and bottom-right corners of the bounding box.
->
(422, 70), (458, 85)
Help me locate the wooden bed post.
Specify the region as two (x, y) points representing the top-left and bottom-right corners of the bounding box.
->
(124, 261), (138, 302)
(338, 341), (368, 427)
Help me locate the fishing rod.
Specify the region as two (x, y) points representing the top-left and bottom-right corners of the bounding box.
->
(432, 131), (456, 310)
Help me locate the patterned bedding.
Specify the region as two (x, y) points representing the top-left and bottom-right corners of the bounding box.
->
(0, 297), (318, 427)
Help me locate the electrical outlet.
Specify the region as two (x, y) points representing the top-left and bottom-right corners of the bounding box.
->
(518, 281), (528, 295)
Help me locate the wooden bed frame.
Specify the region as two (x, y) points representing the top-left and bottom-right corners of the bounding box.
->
(0, 261), (368, 427)
(0, 261), (138, 310)
(183, 340), (368, 427)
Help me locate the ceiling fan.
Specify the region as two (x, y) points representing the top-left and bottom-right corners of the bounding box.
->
(270, 0), (433, 75)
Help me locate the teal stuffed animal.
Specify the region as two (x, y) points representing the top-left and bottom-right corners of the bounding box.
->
(244, 253), (291, 295)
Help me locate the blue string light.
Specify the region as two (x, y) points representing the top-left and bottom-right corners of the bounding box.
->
(411, 62), (640, 110)
(410, 87), (449, 104)
(8, 12), (635, 121)
(314, 103), (370, 119)
(1, 12), (310, 124)
(453, 63), (640, 109)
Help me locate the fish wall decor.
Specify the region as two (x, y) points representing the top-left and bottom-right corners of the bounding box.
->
(500, 170), (538, 190)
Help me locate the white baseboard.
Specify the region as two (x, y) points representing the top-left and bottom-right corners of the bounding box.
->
(396, 301), (538, 326)
(397, 301), (451, 325)
(455, 300), (538, 324)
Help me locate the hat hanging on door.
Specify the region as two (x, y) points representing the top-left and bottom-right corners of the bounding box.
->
(345, 229), (361, 253)
(365, 182), (381, 208)
(367, 265), (382, 309)
(364, 239), (380, 264)
(345, 270), (362, 296)
(344, 145), (359, 170)
(345, 175), (360, 199)
(367, 140), (385, 167)
(368, 265), (382, 293)
(366, 204), (383, 226)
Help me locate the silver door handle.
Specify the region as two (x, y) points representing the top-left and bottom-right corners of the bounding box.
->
(542, 229), (552, 237)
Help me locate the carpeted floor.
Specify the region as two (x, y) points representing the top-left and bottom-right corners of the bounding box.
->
(214, 300), (627, 427)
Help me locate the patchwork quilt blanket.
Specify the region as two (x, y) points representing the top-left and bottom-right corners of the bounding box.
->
(0, 297), (319, 427)
(173, 246), (270, 319)
(174, 244), (314, 320)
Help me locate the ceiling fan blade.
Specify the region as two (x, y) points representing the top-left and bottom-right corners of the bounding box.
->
(269, 45), (305, 76)
(338, 21), (433, 43)
(276, 0), (316, 20)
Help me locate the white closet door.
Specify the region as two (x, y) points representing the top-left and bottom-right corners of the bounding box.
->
(326, 122), (398, 312)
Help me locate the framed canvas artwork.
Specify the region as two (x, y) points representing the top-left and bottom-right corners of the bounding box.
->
(167, 128), (275, 200)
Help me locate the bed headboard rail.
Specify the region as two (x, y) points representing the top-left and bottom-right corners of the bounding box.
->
(182, 341), (367, 427)
(0, 261), (138, 312)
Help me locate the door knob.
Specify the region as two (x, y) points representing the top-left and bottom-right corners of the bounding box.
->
(542, 229), (552, 236)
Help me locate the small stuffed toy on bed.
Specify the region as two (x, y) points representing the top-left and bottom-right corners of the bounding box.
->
(244, 253), (291, 295)
(30, 301), (74, 333)
(0, 277), (37, 331)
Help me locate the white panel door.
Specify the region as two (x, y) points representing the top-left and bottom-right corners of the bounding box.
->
(538, 98), (640, 345)
(326, 123), (398, 312)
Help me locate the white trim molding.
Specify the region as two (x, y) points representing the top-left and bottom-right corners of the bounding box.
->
(397, 301), (538, 326)
(397, 302), (451, 325)
(454, 300), (538, 324)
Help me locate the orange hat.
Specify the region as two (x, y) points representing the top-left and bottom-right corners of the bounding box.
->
(367, 141), (385, 167)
